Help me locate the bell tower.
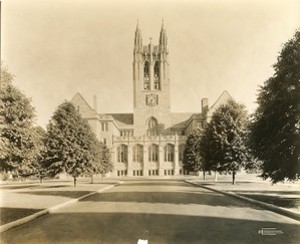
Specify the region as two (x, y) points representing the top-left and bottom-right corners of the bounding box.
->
(133, 21), (171, 136)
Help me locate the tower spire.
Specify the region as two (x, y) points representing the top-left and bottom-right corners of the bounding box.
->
(134, 19), (143, 51)
(159, 19), (168, 50)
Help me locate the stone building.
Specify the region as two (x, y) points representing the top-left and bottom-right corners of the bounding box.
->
(71, 22), (232, 177)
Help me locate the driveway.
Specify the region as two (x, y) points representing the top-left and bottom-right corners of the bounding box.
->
(1, 180), (299, 243)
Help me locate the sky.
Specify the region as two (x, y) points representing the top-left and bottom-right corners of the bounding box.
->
(1, 0), (299, 128)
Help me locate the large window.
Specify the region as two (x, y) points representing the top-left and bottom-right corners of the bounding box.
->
(117, 144), (128, 163)
(149, 144), (159, 162)
(147, 117), (158, 136)
(179, 144), (185, 161)
(154, 62), (160, 90)
(164, 144), (174, 162)
(133, 144), (143, 163)
(144, 61), (150, 90)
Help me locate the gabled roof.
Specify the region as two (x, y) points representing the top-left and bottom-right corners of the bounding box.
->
(71, 93), (94, 111)
(208, 90), (233, 117)
(170, 113), (194, 129)
(70, 92), (98, 118)
(107, 113), (134, 127)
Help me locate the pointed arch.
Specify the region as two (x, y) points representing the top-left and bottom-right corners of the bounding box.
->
(144, 61), (150, 90)
(149, 144), (159, 162)
(133, 144), (143, 163)
(117, 144), (128, 163)
(154, 61), (160, 90)
(147, 117), (159, 136)
(164, 143), (174, 162)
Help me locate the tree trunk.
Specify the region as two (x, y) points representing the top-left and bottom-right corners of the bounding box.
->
(232, 171), (236, 185)
(214, 171), (218, 181)
(203, 171), (206, 180)
(90, 175), (94, 184)
(74, 177), (77, 187)
(39, 176), (43, 184)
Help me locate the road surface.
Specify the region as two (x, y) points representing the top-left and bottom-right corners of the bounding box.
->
(1, 180), (299, 243)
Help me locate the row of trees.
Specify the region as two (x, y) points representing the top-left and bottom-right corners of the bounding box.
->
(183, 30), (300, 184)
(0, 65), (113, 186)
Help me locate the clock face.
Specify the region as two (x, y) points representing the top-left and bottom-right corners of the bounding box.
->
(146, 94), (158, 107)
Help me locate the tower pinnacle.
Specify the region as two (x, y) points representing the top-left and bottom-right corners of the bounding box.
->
(134, 20), (143, 51)
(159, 20), (168, 50)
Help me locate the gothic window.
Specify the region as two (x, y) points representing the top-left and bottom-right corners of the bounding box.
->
(164, 144), (174, 162)
(133, 144), (143, 163)
(147, 117), (159, 136)
(154, 62), (160, 90)
(144, 61), (150, 90)
(117, 144), (128, 163)
(179, 144), (185, 161)
(149, 144), (158, 162)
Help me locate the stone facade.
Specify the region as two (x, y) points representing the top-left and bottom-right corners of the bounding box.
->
(71, 22), (233, 177)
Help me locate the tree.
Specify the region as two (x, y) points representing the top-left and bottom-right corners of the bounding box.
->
(200, 100), (253, 184)
(251, 30), (300, 183)
(90, 141), (113, 183)
(43, 102), (98, 186)
(20, 126), (48, 182)
(0, 62), (13, 90)
(0, 79), (38, 178)
(182, 128), (206, 179)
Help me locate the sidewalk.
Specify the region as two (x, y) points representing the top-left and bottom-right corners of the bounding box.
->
(187, 174), (300, 220)
(0, 179), (118, 232)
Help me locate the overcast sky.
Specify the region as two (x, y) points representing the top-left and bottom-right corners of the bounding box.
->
(1, 0), (299, 128)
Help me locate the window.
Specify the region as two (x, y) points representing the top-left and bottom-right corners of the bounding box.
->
(103, 138), (107, 145)
(148, 144), (158, 162)
(144, 61), (150, 90)
(134, 170), (143, 176)
(133, 144), (143, 163)
(117, 170), (127, 176)
(117, 144), (128, 163)
(179, 144), (184, 162)
(101, 122), (108, 131)
(164, 144), (174, 162)
(154, 62), (160, 90)
(147, 117), (158, 136)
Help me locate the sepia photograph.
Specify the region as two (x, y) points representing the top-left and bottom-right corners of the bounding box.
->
(0, 0), (299, 243)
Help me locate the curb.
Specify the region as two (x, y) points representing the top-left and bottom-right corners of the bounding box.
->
(185, 180), (300, 221)
(0, 183), (118, 233)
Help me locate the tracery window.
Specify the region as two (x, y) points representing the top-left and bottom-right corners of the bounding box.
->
(148, 144), (159, 162)
(154, 62), (160, 90)
(164, 144), (174, 162)
(179, 144), (185, 162)
(147, 117), (158, 136)
(133, 144), (143, 163)
(144, 61), (150, 90)
(117, 144), (128, 163)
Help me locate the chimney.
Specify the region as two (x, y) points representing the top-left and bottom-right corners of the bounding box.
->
(93, 95), (97, 113)
(201, 98), (208, 115)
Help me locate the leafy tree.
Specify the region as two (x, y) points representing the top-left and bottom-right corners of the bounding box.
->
(0, 62), (13, 90)
(20, 126), (48, 182)
(182, 128), (206, 179)
(90, 141), (112, 183)
(200, 100), (253, 184)
(43, 102), (98, 186)
(251, 30), (300, 183)
(0, 79), (38, 179)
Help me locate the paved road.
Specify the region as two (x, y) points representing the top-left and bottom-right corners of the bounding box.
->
(1, 180), (299, 243)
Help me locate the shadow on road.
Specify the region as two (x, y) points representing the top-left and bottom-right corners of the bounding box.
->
(17, 191), (93, 198)
(121, 182), (187, 187)
(0, 207), (41, 225)
(1, 212), (299, 244)
(80, 191), (261, 209)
